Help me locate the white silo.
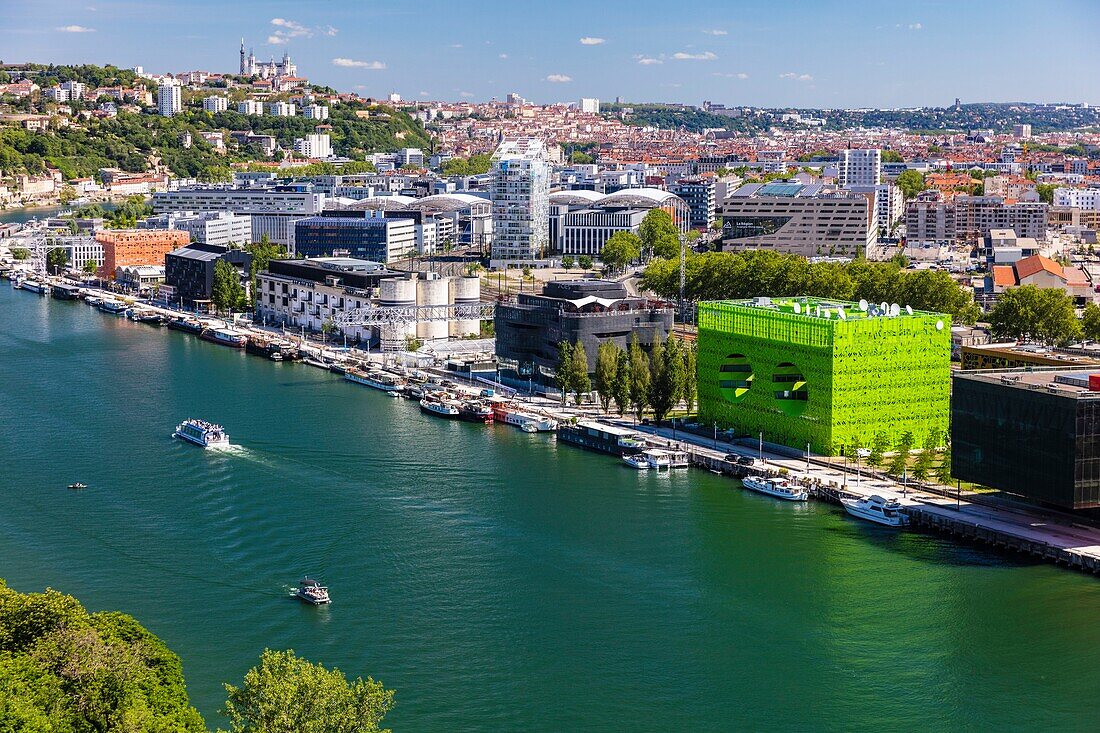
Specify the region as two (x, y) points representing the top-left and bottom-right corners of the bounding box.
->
(416, 272), (449, 340)
(449, 275), (481, 338)
(380, 274), (417, 344)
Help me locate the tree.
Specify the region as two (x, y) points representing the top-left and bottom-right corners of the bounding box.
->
(682, 341), (697, 414)
(554, 341), (574, 406)
(211, 259), (246, 313)
(650, 335), (686, 425)
(46, 247), (69, 274)
(577, 255), (593, 271)
(1083, 303), (1100, 341)
(58, 184), (77, 204)
(594, 342), (620, 413)
(627, 333), (650, 420)
(912, 445), (935, 482)
(868, 431), (890, 470)
(611, 349), (631, 417)
(561, 255), (575, 270)
(881, 150), (904, 163)
(600, 231), (642, 272)
(988, 285), (1082, 345)
(935, 442), (953, 484)
(11, 248), (29, 260)
(569, 341), (591, 405)
(887, 431), (914, 477)
(223, 649), (394, 733)
(1036, 184), (1056, 204)
(895, 169), (926, 199)
(83, 259), (98, 274)
(639, 208), (679, 259)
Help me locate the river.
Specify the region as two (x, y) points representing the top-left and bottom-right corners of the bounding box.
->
(2, 284), (1100, 732)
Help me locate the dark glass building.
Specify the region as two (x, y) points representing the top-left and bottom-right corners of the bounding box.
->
(953, 368), (1100, 510)
(293, 212), (415, 263)
(494, 280), (674, 379)
(164, 243), (251, 305)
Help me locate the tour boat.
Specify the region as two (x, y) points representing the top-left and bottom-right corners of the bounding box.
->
(741, 475), (810, 501)
(291, 578), (331, 605)
(18, 279), (47, 295)
(173, 418), (230, 449)
(840, 494), (909, 526)
(345, 368), (405, 393)
(458, 400), (494, 423)
(419, 396), (461, 418)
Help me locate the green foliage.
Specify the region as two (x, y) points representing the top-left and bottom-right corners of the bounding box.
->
(881, 150), (904, 163)
(650, 336), (686, 424)
(577, 255), (593, 270)
(988, 285), (1082, 345)
(887, 432), (914, 477)
(628, 333), (650, 420)
(611, 349), (632, 417)
(895, 169), (926, 199)
(83, 259), (98, 274)
(223, 649), (394, 733)
(600, 231), (642, 271)
(554, 341), (574, 406)
(11, 248), (29, 260)
(639, 209), (679, 260)
(569, 342), (591, 405)
(441, 153), (492, 176)
(682, 341), (697, 414)
(560, 255), (575, 270)
(868, 432), (891, 469)
(0, 579), (205, 731)
(935, 443), (953, 484)
(1083, 303), (1100, 341)
(594, 342), (620, 413)
(46, 247), (69, 275)
(570, 151), (594, 164)
(640, 250), (981, 324)
(211, 259), (247, 313)
(1035, 183), (1056, 204)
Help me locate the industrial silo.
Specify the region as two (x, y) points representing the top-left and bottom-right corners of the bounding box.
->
(449, 275), (481, 338)
(380, 274), (417, 344)
(416, 272), (449, 340)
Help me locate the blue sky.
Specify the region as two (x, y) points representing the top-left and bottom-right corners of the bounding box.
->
(8, 0), (1100, 107)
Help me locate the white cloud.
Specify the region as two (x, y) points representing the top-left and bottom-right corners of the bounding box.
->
(324, 25), (338, 36)
(635, 55), (663, 65)
(779, 72), (813, 81)
(267, 17), (335, 44)
(579, 37), (605, 45)
(672, 51), (717, 61)
(419, 91), (430, 97)
(460, 91), (475, 98)
(332, 57), (386, 69)
(702, 29), (728, 36)
(449, 43), (463, 48)
(270, 18), (308, 35)
(909, 22), (923, 30)
(713, 72), (749, 79)
(267, 35), (285, 45)
(56, 25), (95, 32)
(545, 74), (573, 83)
(499, 53), (508, 59)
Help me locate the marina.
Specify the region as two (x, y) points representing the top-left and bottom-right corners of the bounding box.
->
(4, 284), (1100, 732)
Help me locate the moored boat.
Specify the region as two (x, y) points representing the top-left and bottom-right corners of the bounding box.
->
(172, 418), (230, 449)
(742, 475), (809, 501)
(557, 421), (646, 456)
(166, 316), (205, 335)
(96, 300), (128, 315)
(458, 400), (494, 423)
(840, 494), (909, 526)
(200, 327), (248, 348)
(419, 395), (461, 418)
(345, 368), (406, 392)
(491, 403), (558, 432)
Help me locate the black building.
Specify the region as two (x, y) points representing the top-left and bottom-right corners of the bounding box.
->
(294, 212), (415, 262)
(953, 368), (1100, 511)
(165, 243), (251, 305)
(495, 280), (674, 378)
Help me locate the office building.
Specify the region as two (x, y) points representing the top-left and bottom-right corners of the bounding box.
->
(953, 368), (1100, 510)
(165, 243), (252, 305)
(95, 229), (190, 279)
(237, 99), (264, 115)
(202, 95), (229, 113)
(141, 211), (253, 247)
(1013, 123), (1033, 139)
(396, 148), (425, 168)
(669, 177), (717, 228)
(490, 138), (551, 262)
(560, 208), (648, 256)
(157, 80), (182, 117)
(697, 297), (951, 455)
(152, 187), (324, 247)
(293, 213), (416, 262)
(494, 280), (674, 378)
(294, 133), (332, 159)
(838, 149), (882, 187)
(720, 181), (874, 257)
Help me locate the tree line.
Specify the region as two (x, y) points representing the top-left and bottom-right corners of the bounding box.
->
(0, 579), (394, 732)
(555, 334), (697, 424)
(640, 249), (981, 324)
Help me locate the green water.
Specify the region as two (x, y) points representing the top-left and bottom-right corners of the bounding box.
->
(3, 285), (1100, 732)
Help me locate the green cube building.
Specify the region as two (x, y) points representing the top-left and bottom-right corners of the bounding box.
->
(697, 297), (952, 455)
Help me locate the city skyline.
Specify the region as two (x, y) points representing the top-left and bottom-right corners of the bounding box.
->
(9, 0), (1100, 107)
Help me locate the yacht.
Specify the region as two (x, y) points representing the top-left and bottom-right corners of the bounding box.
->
(420, 395), (461, 418)
(67, 482), (87, 490)
(345, 368), (405, 393)
(623, 448), (691, 471)
(840, 494), (909, 526)
(291, 578), (331, 605)
(173, 418), (230, 449)
(741, 475), (810, 501)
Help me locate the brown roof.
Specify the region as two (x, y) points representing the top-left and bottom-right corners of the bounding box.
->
(1014, 255), (1063, 281)
(992, 265), (1017, 287)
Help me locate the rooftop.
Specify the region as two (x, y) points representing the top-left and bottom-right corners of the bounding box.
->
(707, 296), (947, 325)
(957, 367), (1100, 399)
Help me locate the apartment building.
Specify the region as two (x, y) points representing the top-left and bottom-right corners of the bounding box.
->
(238, 99), (264, 115)
(157, 80), (182, 117)
(140, 211), (253, 247)
(838, 149), (882, 187)
(719, 181), (874, 257)
(152, 187), (324, 246)
(669, 177), (717, 228)
(294, 133), (332, 159)
(202, 95), (229, 113)
(490, 138), (551, 262)
(1054, 187), (1100, 210)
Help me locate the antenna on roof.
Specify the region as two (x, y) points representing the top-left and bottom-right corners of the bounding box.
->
(858, 299), (869, 312)
(890, 303), (901, 317)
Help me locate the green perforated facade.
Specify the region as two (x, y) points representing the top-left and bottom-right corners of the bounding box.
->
(697, 297), (951, 455)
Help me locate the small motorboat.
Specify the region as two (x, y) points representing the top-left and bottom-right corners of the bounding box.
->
(291, 577), (331, 605)
(840, 494), (910, 527)
(67, 482), (87, 490)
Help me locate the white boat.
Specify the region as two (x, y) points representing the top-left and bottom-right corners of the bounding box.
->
(623, 452), (654, 470)
(492, 403), (559, 432)
(840, 494), (909, 526)
(173, 418), (230, 449)
(419, 396), (460, 418)
(741, 475), (809, 501)
(290, 577), (331, 605)
(623, 448), (690, 471)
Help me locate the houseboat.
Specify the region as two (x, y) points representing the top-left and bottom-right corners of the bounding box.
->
(557, 421), (647, 456)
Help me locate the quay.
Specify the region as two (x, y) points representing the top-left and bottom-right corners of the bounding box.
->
(12, 274), (1100, 578)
